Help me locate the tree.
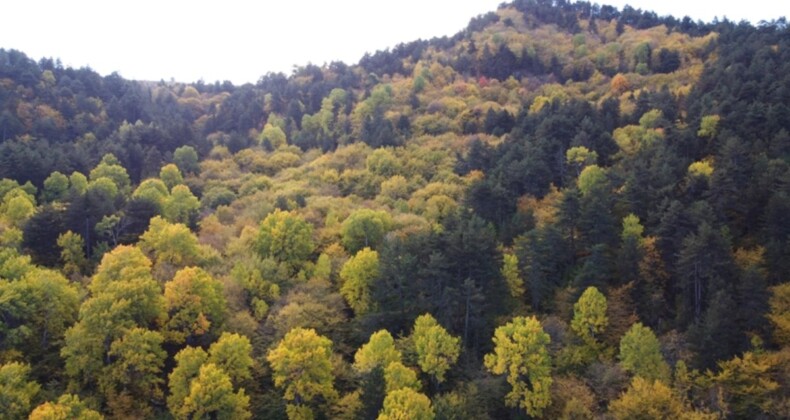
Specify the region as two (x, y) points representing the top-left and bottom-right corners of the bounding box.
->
(89, 154), (130, 193)
(565, 146), (598, 177)
(61, 246), (164, 392)
(29, 394), (103, 420)
(377, 387), (433, 420)
(0, 268), (79, 365)
(609, 377), (693, 420)
(341, 209), (392, 253)
(354, 330), (402, 374)
(712, 351), (779, 417)
(42, 171), (69, 202)
(164, 267), (227, 344)
(768, 283), (790, 347)
(132, 178), (169, 211)
(254, 209), (315, 271)
(267, 327), (337, 417)
(570, 286), (608, 347)
(501, 253), (525, 298)
(160, 163), (184, 191)
(340, 247), (380, 315)
(99, 328), (166, 418)
(260, 123), (287, 149)
(484, 316), (552, 417)
(383, 361), (421, 393)
(57, 231), (87, 277)
(618, 323), (670, 382)
(412, 313), (461, 384)
(177, 363), (251, 420)
(173, 145), (199, 175)
(207, 332), (254, 385)
(0, 362), (40, 420)
(163, 184), (199, 225)
(141, 217), (203, 269)
(167, 346), (208, 415)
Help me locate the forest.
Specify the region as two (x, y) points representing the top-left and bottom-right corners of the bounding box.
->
(1, 0), (790, 418)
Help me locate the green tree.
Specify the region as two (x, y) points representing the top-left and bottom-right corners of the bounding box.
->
(139, 216), (202, 268)
(29, 394), (103, 420)
(1, 188), (36, 228)
(383, 361), (421, 393)
(0, 362), (40, 420)
(207, 332), (254, 385)
(57, 231), (87, 277)
(378, 387), (434, 420)
(340, 247), (380, 315)
(697, 115), (720, 139)
(164, 267), (227, 344)
(0, 268), (79, 364)
(177, 363), (251, 420)
(484, 316), (552, 417)
(99, 328), (166, 418)
(42, 171), (69, 202)
(267, 327), (337, 417)
(619, 323), (670, 382)
(167, 346), (208, 415)
(163, 184), (199, 225)
(132, 178), (169, 211)
(260, 123), (287, 149)
(570, 286), (608, 346)
(254, 209), (315, 271)
(160, 163), (184, 191)
(89, 154), (130, 193)
(173, 145), (199, 175)
(565, 146), (598, 177)
(412, 313), (461, 384)
(341, 209), (392, 253)
(68, 172), (88, 196)
(354, 330), (402, 374)
(62, 246), (164, 392)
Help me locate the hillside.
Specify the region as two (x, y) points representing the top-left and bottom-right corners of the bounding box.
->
(1, 1), (790, 418)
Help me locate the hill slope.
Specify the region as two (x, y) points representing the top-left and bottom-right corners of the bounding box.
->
(1, 1), (790, 418)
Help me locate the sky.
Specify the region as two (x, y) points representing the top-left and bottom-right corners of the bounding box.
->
(1, 1), (785, 85)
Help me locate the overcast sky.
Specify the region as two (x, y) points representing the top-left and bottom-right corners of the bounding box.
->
(1, 1), (784, 85)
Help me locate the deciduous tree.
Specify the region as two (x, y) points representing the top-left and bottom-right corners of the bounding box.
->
(412, 313), (461, 384)
(484, 316), (552, 417)
(378, 387), (434, 420)
(618, 322), (670, 382)
(267, 328), (337, 417)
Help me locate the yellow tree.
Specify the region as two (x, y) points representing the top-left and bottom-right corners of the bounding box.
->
(501, 253), (525, 298)
(768, 283), (790, 347)
(0, 362), (40, 420)
(353, 329), (402, 374)
(377, 387), (434, 420)
(340, 247), (380, 315)
(609, 377), (704, 420)
(29, 394), (103, 420)
(255, 209), (315, 272)
(484, 316), (552, 417)
(267, 327), (337, 418)
(177, 363), (251, 420)
(163, 267), (226, 345)
(570, 286), (608, 347)
(412, 313), (461, 384)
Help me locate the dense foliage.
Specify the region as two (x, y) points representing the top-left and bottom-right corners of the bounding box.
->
(1, 1), (789, 418)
